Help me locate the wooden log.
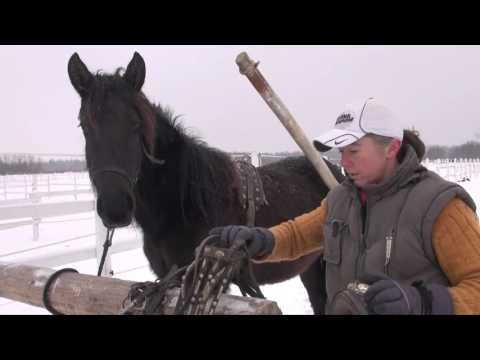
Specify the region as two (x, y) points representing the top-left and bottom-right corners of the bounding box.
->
(0, 262), (282, 315)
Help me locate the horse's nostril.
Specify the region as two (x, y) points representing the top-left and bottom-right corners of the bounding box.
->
(95, 194), (133, 228)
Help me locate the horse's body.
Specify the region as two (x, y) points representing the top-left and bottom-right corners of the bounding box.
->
(68, 52), (344, 314)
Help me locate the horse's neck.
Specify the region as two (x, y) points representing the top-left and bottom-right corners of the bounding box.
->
(134, 140), (240, 234)
(133, 159), (179, 228)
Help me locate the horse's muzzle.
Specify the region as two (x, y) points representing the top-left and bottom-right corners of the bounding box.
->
(96, 192), (134, 228)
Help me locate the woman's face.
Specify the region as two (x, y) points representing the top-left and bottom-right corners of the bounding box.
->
(340, 136), (398, 188)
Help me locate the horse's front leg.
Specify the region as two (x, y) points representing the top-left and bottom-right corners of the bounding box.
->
(142, 233), (169, 278)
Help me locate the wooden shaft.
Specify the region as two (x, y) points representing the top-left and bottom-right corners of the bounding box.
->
(236, 52), (339, 190)
(0, 262), (282, 315)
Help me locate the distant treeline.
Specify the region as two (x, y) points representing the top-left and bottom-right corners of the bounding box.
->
(264, 142), (480, 162)
(0, 155), (86, 175)
(425, 141), (480, 160)
(2, 141), (480, 175)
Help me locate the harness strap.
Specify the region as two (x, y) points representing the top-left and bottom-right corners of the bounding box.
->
(143, 143), (166, 166)
(246, 169), (256, 226)
(91, 167), (136, 188)
(235, 160), (268, 227)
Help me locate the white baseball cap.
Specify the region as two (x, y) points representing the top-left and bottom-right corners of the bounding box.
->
(313, 97), (404, 152)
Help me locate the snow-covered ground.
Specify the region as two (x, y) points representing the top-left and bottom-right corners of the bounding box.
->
(0, 164), (479, 315)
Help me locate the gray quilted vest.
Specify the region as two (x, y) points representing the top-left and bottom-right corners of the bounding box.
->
(323, 145), (476, 312)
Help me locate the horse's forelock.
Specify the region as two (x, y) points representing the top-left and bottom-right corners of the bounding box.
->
(80, 76), (108, 129)
(81, 74), (153, 139)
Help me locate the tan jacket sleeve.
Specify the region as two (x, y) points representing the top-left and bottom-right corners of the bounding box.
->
(432, 197), (480, 314)
(257, 199), (328, 263)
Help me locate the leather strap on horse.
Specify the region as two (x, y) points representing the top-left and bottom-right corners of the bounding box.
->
(235, 160), (268, 227)
(246, 169), (256, 227)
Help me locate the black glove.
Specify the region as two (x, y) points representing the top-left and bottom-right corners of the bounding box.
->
(208, 225), (275, 259)
(360, 273), (454, 315)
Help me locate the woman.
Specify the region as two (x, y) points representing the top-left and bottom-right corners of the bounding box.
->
(209, 97), (480, 315)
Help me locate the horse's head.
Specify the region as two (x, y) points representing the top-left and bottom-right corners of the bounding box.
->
(68, 52), (157, 228)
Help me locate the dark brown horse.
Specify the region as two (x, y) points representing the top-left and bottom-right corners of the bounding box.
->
(68, 52), (344, 314)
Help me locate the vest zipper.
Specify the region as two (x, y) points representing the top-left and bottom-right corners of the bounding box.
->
(355, 197), (369, 278)
(384, 228), (395, 275)
(384, 186), (413, 276)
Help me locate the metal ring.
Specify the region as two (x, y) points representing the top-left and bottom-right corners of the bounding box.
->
(42, 268), (79, 315)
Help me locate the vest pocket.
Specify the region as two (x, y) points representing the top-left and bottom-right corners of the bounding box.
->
(324, 219), (345, 265)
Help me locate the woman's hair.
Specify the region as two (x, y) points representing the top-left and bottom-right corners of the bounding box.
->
(400, 129), (425, 161)
(366, 129), (425, 162)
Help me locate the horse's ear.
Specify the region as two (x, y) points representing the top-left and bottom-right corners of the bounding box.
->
(124, 52), (146, 92)
(68, 53), (94, 98)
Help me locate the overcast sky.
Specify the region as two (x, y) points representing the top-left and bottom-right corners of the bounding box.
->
(1, 45), (480, 156)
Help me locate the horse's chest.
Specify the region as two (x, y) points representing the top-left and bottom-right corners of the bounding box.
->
(144, 229), (200, 271)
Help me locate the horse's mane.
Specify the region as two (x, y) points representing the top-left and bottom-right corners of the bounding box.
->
(151, 106), (238, 226)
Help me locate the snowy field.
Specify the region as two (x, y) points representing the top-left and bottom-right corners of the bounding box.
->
(0, 160), (479, 315)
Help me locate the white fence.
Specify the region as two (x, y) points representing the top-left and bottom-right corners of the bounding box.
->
(423, 158), (480, 182)
(0, 172), (90, 201)
(0, 172), (141, 277)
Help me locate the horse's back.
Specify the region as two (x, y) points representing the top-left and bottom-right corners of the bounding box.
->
(255, 156), (343, 227)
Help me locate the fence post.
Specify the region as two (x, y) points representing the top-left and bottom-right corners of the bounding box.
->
(2, 175), (7, 200)
(32, 174), (37, 193)
(24, 175), (28, 199)
(257, 153), (262, 167)
(31, 174), (40, 242)
(73, 173), (78, 200)
(30, 192), (41, 242)
(95, 202), (112, 277)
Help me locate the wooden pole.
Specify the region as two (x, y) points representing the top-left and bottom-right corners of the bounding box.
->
(235, 52), (339, 190)
(0, 262), (282, 315)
